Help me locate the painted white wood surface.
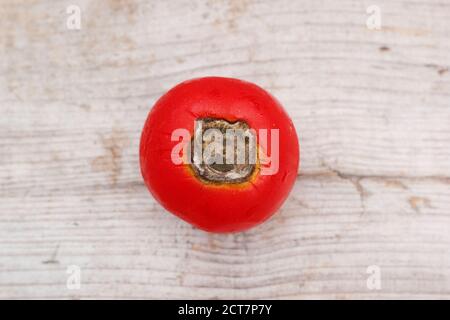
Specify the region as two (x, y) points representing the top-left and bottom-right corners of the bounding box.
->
(1, 0), (449, 299)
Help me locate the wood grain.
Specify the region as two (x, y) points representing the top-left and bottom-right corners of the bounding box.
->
(1, 0), (449, 299)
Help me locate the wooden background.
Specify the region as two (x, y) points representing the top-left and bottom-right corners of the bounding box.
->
(1, 0), (449, 299)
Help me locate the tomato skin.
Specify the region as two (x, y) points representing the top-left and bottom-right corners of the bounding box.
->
(140, 77), (299, 233)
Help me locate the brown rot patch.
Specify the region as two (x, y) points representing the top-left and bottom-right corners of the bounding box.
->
(190, 118), (257, 184)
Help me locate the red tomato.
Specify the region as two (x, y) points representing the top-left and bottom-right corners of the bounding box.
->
(140, 77), (299, 233)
